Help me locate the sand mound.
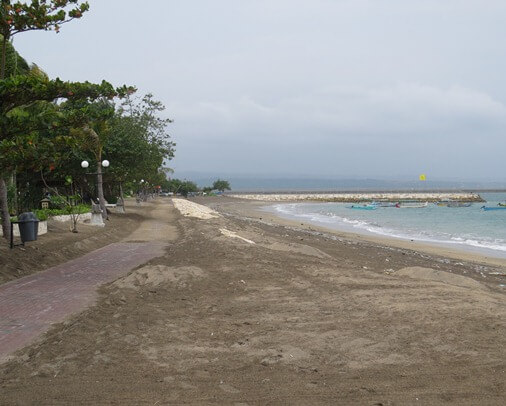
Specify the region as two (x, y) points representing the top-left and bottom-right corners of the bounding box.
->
(172, 199), (219, 219)
(113, 265), (205, 290)
(394, 266), (484, 290)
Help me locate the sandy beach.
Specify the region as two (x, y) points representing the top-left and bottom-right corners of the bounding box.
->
(210, 197), (506, 270)
(0, 197), (505, 404)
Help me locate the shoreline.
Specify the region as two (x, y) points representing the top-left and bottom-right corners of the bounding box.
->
(209, 197), (506, 269)
(262, 202), (506, 261)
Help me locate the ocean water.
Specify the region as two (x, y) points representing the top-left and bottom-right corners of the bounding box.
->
(265, 192), (506, 258)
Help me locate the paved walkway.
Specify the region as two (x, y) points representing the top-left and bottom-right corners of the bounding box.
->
(0, 241), (166, 362)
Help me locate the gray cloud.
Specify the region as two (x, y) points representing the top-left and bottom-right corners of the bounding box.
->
(12, 0), (506, 180)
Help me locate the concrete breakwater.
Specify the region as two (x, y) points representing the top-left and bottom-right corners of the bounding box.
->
(229, 192), (485, 203)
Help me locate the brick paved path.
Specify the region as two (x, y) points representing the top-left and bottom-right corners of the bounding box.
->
(0, 242), (166, 362)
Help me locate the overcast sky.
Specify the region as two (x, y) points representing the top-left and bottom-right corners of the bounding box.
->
(13, 0), (506, 180)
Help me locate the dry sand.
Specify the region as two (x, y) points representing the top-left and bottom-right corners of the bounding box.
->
(0, 196), (505, 405)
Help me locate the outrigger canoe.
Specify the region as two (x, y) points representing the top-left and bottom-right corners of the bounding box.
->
(348, 205), (377, 210)
(436, 201), (472, 207)
(371, 201), (398, 207)
(481, 206), (506, 211)
(395, 201), (428, 208)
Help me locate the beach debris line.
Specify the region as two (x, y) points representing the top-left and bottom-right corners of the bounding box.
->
(220, 228), (255, 244)
(172, 199), (220, 219)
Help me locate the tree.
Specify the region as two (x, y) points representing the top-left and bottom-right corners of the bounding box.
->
(0, 74), (132, 237)
(103, 94), (175, 200)
(0, 0), (89, 240)
(165, 179), (198, 197)
(65, 98), (116, 220)
(1, 1), (89, 78)
(0, 33), (29, 77)
(212, 179), (231, 192)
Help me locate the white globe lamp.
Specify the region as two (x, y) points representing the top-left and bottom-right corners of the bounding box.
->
(102, 160), (110, 168)
(81, 160), (89, 169)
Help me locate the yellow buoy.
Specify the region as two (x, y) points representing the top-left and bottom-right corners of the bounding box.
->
(419, 174), (426, 181)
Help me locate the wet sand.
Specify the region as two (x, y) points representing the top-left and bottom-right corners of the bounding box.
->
(209, 197), (506, 270)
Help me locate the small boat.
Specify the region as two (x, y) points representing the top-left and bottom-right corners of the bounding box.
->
(348, 204), (377, 210)
(447, 201), (472, 207)
(436, 200), (472, 207)
(481, 206), (506, 211)
(498, 202), (506, 207)
(371, 201), (398, 207)
(395, 201), (428, 208)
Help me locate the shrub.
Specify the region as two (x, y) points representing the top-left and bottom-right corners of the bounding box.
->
(34, 204), (91, 221)
(33, 211), (48, 221)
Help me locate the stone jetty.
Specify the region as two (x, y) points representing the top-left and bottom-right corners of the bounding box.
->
(229, 192), (484, 203)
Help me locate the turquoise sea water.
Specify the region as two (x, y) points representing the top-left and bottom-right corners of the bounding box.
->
(266, 192), (506, 258)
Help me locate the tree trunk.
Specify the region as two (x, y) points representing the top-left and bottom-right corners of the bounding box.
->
(0, 36), (12, 241)
(10, 171), (17, 213)
(96, 160), (108, 220)
(0, 178), (10, 240)
(119, 181), (125, 213)
(1, 35), (7, 79)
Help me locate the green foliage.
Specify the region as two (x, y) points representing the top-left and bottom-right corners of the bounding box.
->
(0, 76), (135, 173)
(34, 204), (90, 221)
(106, 195), (118, 204)
(0, 2), (174, 238)
(0, 0), (92, 240)
(9, 204), (90, 221)
(212, 179), (231, 192)
(0, 75), (133, 114)
(166, 178), (198, 197)
(48, 194), (67, 208)
(179, 181), (198, 197)
(0, 1), (89, 39)
(0, 34), (29, 77)
(103, 94), (175, 185)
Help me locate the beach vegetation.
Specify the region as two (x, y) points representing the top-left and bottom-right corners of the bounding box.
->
(212, 179), (231, 192)
(103, 94), (175, 198)
(165, 179), (198, 197)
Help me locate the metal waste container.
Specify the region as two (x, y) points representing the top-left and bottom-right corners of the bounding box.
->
(18, 212), (39, 242)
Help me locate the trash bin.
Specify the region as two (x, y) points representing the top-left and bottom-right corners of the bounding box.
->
(18, 212), (39, 243)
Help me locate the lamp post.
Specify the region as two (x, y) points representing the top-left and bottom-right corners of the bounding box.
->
(140, 179), (147, 201)
(82, 159), (110, 221)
